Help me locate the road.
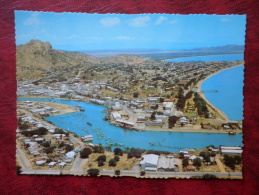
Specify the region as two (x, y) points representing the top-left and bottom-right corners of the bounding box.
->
(20, 168), (242, 178)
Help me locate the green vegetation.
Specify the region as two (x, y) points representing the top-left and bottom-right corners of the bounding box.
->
(193, 92), (209, 117)
(182, 157), (189, 167)
(80, 148), (92, 158)
(93, 144), (104, 153)
(65, 144), (74, 152)
(115, 170), (120, 176)
(16, 165), (22, 175)
(168, 116), (178, 128)
(109, 159), (117, 167)
(114, 155), (120, 162)
(184, 78), (196, 90)
(133, 92), (139, 98)
(202, 174), (217, 179)
(224, 154), (241, 170)
(140, 170), (146, 176)
(114, 148), (123, 156)
(21, 127), (48, 137)
(193, 157), (202, 167)
(176, 87), (185, 110)
(87, 169), (100, 177)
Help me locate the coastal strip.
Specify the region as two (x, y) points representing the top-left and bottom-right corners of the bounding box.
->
(196, 64), (244, 121)
(18, 100), (78, 115)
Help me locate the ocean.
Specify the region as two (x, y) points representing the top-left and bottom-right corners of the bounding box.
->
(201, 66), (244, 121)
(167, 53), (244, 62)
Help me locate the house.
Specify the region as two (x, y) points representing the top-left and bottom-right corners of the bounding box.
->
(59, 162), (66, 169)
(140, 154), (159, 171)
(147, 97), (159, 104)
(48, 162), (57, 168)
(66, 151), (76, 159)
(36, 160), (46, 166)
(155, 115), (168, 121)
(189, 155), (204, 162)
(163, 110), (171, 116)
(112, 112), (121, 119)
(157, 156), (176, 172)
(146, 119), (163, 126)
(137, 116), (147, 123)
(186, 165), (196, 171)
(163, 102), (174, 110)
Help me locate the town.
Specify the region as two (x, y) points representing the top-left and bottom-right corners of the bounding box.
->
(17, 50), (243, 178)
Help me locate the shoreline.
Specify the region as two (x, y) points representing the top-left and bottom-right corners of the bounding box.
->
(196, 64), (244, 121)
(164, 53), (243, 62)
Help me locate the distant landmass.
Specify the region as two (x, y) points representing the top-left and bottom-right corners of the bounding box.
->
(77, 45), (244, 60)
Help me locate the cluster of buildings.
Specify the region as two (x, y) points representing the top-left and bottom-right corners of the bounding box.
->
(140, 154), (178, 172)
(17, 110), (82, 169)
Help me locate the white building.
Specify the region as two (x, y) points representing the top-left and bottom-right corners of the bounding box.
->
(140, 154), (159, 171)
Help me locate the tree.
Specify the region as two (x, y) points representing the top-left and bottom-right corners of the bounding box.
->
(16, 165), (22, 175)
(133, 92), (139, 98)
(179, 152), (184, 159)
(224, 154), (236, 170)
(193, 157), (202, 167)
(65, 144), (74, 152)
(114, 155), (120, 162)
(168, 116), (178, 128)
(98, 160), (105, 167)
(150, 111), (156, 120)
(109, 159), (117, 167)
(93, 144), (104, 153)
(87, 169), (100, 177)
(55, 128), (65, 134)
(58, 141), (65, 148)
(42, 141), (50, 148)
(234, 155), (242, 164)
(140, 170), (146, 176)
(202, 174), (217, 179)
(182, 158), (189, 167)
(44, 147), (54, 154)
(115, 170), (120, 176)
(80, 148), (92, 158)
(97, 155), (106, 162)
(37, 127), (48, 135)
(114, 148), (123, 156)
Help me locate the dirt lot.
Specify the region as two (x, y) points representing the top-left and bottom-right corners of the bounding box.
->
(82, 153), (139, 171)
(199, 164), (221, 172)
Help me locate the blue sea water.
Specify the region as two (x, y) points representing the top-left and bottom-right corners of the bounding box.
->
(167, 53), (244, 62)
(201, 66), (244, 121)
(18, 98), (243, 152)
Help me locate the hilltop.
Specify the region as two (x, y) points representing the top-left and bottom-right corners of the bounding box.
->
(16, 40), (155, 70)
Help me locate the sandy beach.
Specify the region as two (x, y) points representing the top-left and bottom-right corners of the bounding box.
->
(196, 64), (244, 121)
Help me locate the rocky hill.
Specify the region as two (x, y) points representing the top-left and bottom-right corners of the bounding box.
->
(16, 40), (155, 70)
(16, 40), (100, 70)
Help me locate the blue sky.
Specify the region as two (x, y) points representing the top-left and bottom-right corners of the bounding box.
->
(15, 11), (246, 51)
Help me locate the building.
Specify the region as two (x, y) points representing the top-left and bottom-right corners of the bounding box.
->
(220, 146), (243, 156)
(157, 156), (176, 172)
(140, 154), (159, 171)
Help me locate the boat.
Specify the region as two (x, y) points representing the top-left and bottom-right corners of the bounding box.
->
(87, 122), (92, 126)
(228, 131), (236, 135)
(80, 109), (85, 111)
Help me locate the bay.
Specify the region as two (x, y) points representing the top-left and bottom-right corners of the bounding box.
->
(201, 66), (244, 121)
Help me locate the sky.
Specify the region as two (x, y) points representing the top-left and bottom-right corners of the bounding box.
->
(15, 11), (246, 51)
